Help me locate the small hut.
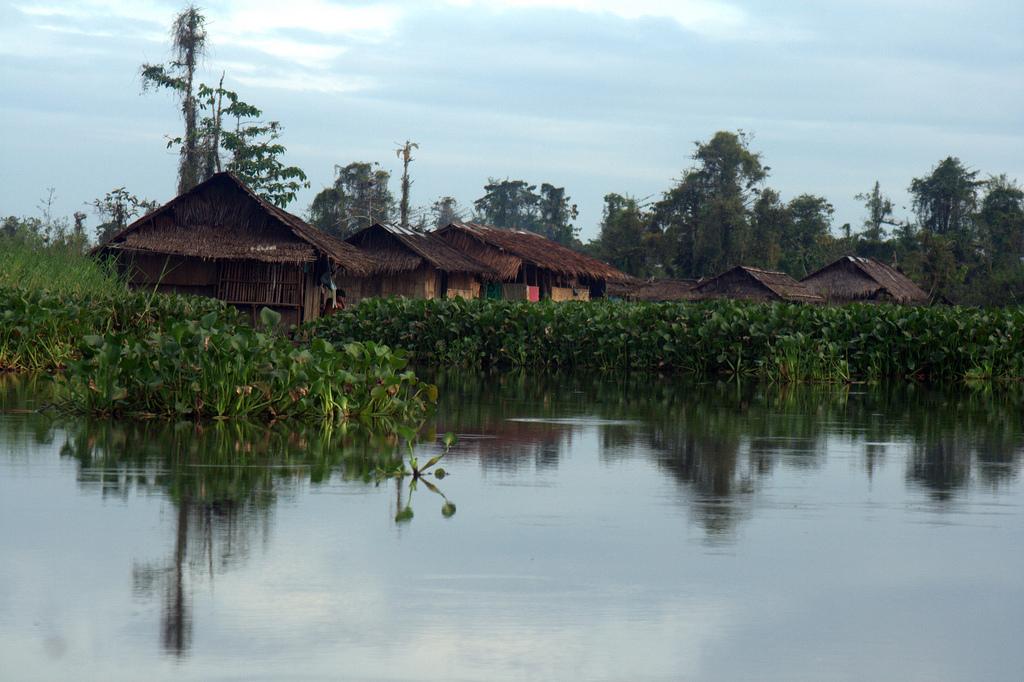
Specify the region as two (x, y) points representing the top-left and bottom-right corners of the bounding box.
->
(608, 278), (702, 302)
(96, 173), (375, 326)
(801, 256), (929, 304)
(344, 223), (495, 301)
(693, 266), (824, 303)
(434, 222), (630, 300)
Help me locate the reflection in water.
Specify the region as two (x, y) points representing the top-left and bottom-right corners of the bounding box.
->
(2, 372), (1023, 672)
(432, 372), (1024, 531)
(55, 420), (412, 657)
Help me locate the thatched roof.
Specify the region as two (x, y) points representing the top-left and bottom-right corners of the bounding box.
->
(435, 222), (631, 282)
(608, 278), (702, 301)
(801, 256), (929, 304)
(347, 223), (495, 277)
(695, 266), (824, 303)
(97, 173), (375, 276)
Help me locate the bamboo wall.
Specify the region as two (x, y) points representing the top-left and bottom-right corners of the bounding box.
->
(550, 286), (590, 302)
(121, 253), (314, 326)
(445, 272), (481, 300)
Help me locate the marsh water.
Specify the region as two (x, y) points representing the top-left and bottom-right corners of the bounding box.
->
(2, 373), (1023, 681)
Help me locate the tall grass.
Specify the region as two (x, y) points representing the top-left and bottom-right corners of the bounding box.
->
(0, 238), (126, 297)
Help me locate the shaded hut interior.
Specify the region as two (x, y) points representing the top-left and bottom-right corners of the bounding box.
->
(801, 256), (929, 304)
(694, 266), (824, 304)
(97, 173), (374, 327)
(435, 222), (630, 301)
(343, 223), (494, 302)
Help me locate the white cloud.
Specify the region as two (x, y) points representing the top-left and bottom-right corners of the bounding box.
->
(214, 0), (403, 41)
(233, 71), (376, 94)
(447, 0), (750, 38)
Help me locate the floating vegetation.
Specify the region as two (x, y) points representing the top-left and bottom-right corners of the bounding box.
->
(57, 306), (436, 426)
(304, 297), (1024, 382)
(0, 285), (230, 372)
(1, 283), (436, 427)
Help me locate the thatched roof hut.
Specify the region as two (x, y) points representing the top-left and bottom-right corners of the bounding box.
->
(345, 223), (495, 300)
(434, 222), (630, 300)
(801, 256), (929, 304)
(607, 278), (702, 302)
(97, 172), (375, 325)
(694, 266), (824, 303)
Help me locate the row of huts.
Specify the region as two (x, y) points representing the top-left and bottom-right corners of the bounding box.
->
(97, 173), (633, 326)
(609, 258), (929, 306)
(97, 172), (929, 326)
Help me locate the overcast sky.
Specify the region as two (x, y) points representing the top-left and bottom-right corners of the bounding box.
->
(1, 0), (1021, 240)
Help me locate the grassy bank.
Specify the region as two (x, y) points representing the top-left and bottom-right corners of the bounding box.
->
(303, 297), (1024, 382)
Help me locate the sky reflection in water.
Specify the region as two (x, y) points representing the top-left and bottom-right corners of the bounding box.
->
(1, 373), (1023, 681)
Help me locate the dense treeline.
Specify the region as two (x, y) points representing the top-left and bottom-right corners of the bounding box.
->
(590, 132), (1024, 305)
(304, 297), (1024, 382)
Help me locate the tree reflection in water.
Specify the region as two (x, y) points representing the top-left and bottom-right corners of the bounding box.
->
(56, 419), (412, 657)
(431, 371), (1024, 533)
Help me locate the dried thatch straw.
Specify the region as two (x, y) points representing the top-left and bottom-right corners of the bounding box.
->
(435, 222), (631, 283)
(348, 223), (495, 277)
(98, 173), (376, 276)
(801, 256), (929, 304)
(695, 266), (824, 303)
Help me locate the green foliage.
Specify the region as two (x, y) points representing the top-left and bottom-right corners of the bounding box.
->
(303, 297), (1024, 382)
(308, 162), (395, 238)
(92, 187), (158, 244)
(473, 179), (580, 246)
(0, 239), (124, 299)
(654, 131), (767, 277)
(0, 279), (436, 427)
(61, 315), (434, 425)
(214, 92), (310, 207)
(595, 193), (658, 276)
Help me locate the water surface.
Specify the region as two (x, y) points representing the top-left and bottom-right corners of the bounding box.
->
(2, 373), (1023, 681)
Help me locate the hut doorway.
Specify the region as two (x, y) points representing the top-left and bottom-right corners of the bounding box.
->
(439, 271), (449, 298)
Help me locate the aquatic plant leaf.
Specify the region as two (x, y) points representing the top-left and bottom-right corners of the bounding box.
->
(259, 307), (282, 328)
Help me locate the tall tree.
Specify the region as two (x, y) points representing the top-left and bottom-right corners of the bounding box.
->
(307, 162), (394, 238)
(855, 181), (895, 242)
(654, 131), (767, 277)
(430, 196), (464, 230)
(537, 183), (580, 246)
(394, 140), (418, 229)
(141, 5), (208, 194)
(595, 193), (652, 276)
(978, 175), (1024, 271)
(910, 157), (983, 262)
(748, 188), (788, 270)
(780, 194), (834, 277)
(473, 179), (539, 230)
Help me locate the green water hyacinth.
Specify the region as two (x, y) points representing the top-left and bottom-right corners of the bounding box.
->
(1, 285), (235, 372)
(303, 297), (1024, 382)
(58, 308), (436, 426)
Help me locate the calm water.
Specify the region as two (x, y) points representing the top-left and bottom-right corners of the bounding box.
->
(1, 373), (1023, 681)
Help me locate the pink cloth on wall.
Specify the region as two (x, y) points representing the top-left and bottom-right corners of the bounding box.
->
(527, 286), (540, 302)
